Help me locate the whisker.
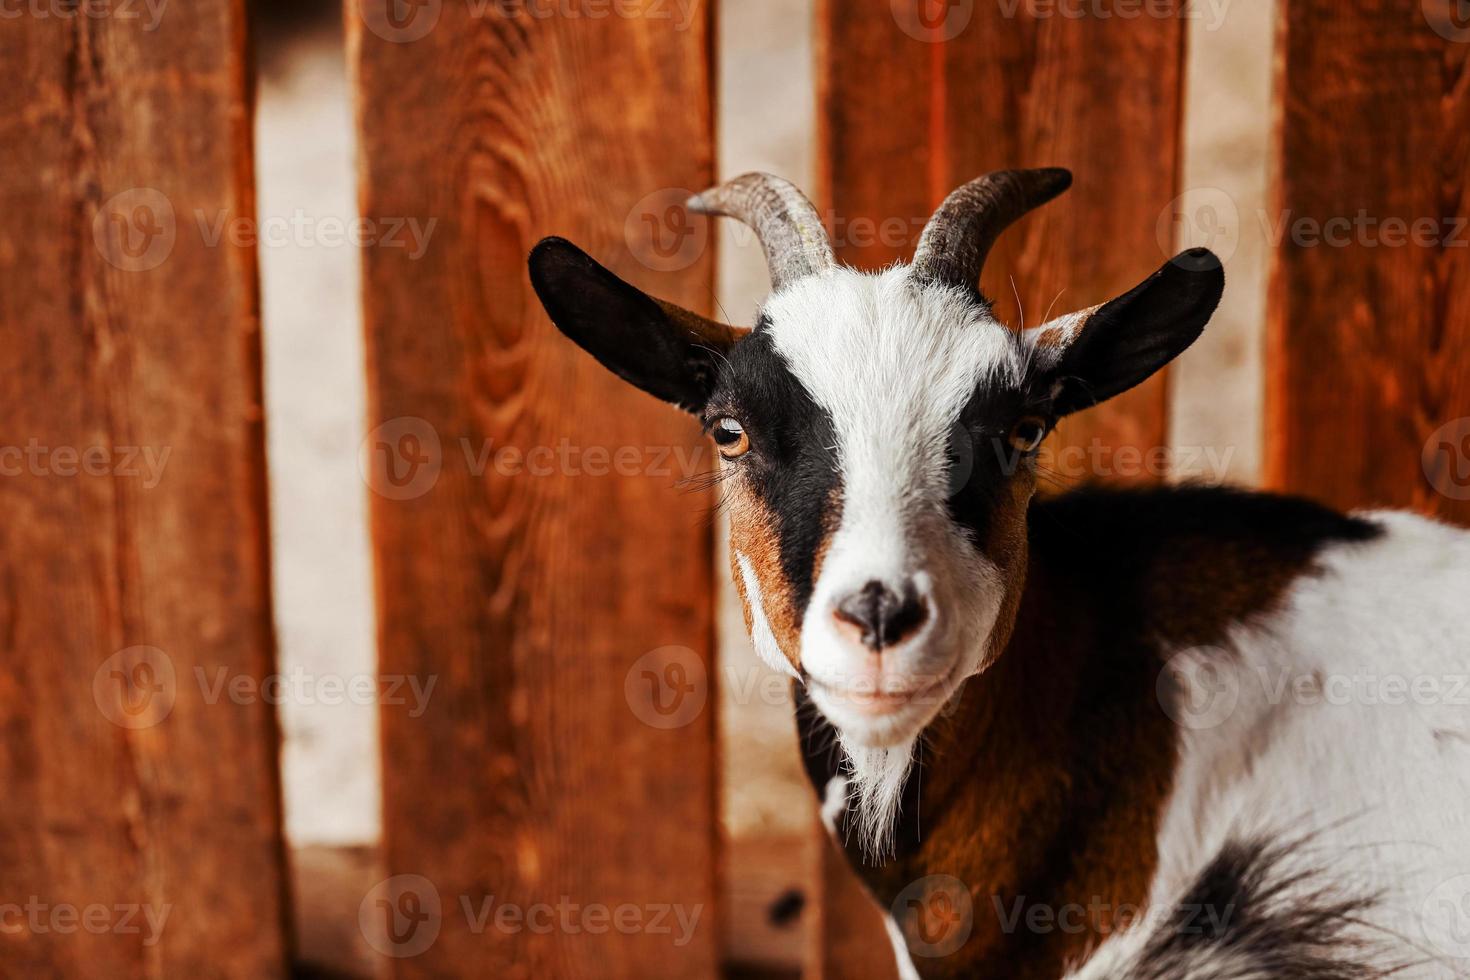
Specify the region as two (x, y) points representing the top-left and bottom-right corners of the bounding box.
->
(694, 342), (732, 370)
(1010, 275), (1026, 334)
(1040, 287), (1067, 327)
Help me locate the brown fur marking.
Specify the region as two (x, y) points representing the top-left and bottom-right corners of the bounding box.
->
(726, 479), (802, 670)
(726, 477), (844, 674)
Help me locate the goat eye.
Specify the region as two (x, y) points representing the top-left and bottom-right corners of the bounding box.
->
(712, 418), (751, 459)
(1008, 416), (1047, 454)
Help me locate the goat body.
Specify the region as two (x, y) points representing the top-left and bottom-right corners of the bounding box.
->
(805, 487), (1470, 979)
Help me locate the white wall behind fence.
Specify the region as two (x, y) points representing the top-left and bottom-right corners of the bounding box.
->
(258, 24), (380, 848)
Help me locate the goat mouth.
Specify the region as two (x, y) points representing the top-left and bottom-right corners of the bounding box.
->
(808, 664), (958, 718)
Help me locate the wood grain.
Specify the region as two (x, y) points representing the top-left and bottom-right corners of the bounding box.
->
(821, 0), (1188, 491)
(1266, 0), (1470, 521)
(816, 3), (1187, 975)
(810, 830), (898, 980)
(351, 2), (719, 976)
(0, 2), (290, 977)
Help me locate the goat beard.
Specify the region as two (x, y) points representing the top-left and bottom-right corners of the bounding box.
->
(838, 733), (918, 865)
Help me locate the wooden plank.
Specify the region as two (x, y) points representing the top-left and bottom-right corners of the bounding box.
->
(810, 831), (896, 980)
(721, 834), (809, 978)
(350, 3), (718, 976)
(821, 0), (1188, 490)
(0, 3), (290, 978)
(1266, 0), (1470, 521)
(816, 3), (1187, 975)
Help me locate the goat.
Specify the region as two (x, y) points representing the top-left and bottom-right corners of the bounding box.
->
(529, 170), (1470, 979)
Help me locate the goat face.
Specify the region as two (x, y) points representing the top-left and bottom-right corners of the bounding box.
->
(531, 170), (1224, 751)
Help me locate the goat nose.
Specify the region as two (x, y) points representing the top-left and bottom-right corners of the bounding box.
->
(832, 580), (929, 652)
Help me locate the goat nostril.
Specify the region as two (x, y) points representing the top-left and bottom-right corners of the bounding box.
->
(832, 580), (929, 652)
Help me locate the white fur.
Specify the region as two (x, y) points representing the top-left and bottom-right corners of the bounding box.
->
(1070, 511), (1470, 978)
(884, 914), (923, 980)
(735, 550), (801, 680)
(819, 775), (848, 837)
(760, 267), (1020, 858)
(837, 738), (917, 863)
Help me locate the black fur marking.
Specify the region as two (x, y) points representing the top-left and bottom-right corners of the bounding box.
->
(946, 337), (1067, 547)
(528, 237), (734, 413)
(709, 329), (841, 621)
(1031, 485), (1383, 586)
(1107, 834), (1402, 979)
(1048, 248), (1225, 417)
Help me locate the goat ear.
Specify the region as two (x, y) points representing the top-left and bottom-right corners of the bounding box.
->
(1028, 248), (1224, 417)
(528, 237), (745, 413)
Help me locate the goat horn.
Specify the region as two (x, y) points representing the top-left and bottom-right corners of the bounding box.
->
(687, 173), (835, 290)
(910, 168), (1074, 292)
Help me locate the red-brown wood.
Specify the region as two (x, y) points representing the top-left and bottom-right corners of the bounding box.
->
(0, 3), (291, 977)
(351, 2), (719, 976)
(816, 3), (1188, 975)
(821, 0), (1188, 493)
(1266, 0), (1470, 521)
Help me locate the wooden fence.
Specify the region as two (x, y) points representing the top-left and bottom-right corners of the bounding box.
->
(0, 0), (1466, 976)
